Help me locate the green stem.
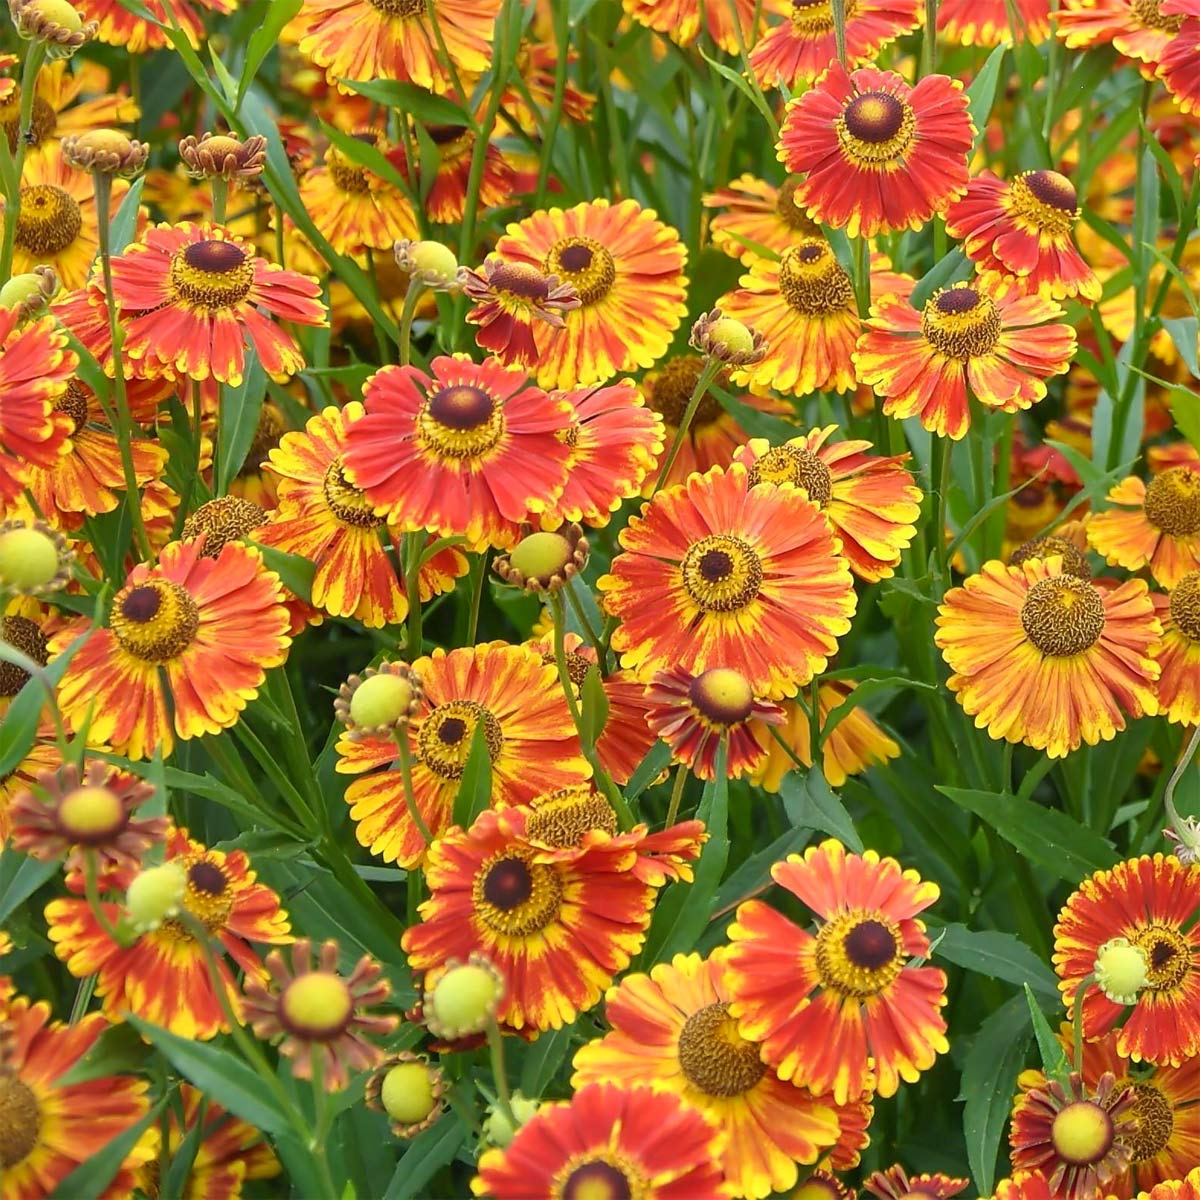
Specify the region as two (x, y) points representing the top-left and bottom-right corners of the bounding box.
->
(0, 42), (47, 279)
(398, 279), (423, 368)
(665, 765), (687, 828)
(1071, 973), (1095, 1088)
(1164, 724), (1200, 842)
(652, 359), (721, 495)
(485, 1018), (516, 1130)
(564, 578), (605, 667)
(403, 532), (424, 654)
(534, 0), (570, 208)
(932, 436), (953, 592)
(396, 734), (434, 846)
(210, 176), (228, 225)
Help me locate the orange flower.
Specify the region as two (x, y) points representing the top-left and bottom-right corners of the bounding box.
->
(406, 124), (515, 224)
(1152, 570), (1200, 725)
(1161, 6), (1200, 114)
(1057, 0), (1184, 71)
(865, 1168), (969, 1200)
(702, 175), (821, 266)
(77, 0), (235, 51)
(624, 0), (762, 52)
(937, 0), (1051, 43)
(54, 538), (292, 760)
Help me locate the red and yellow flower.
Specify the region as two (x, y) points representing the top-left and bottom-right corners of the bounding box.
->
(77, 0), (235, 51)
(572, 948), (839, 1199)
(1160, 4), (1200, 114)
(403, 806), (655, 1031)
(1057, 0), (1185, 71)
(1151, 570), (1200, 725)
(725, 838), (948, 1104)
(854, 278), (1077, 441)
(600, 463), (856, 699)
(472, 1082), (728, 1200)
(865, 1167), (969, 1200)
(406, 124), (515, 225)
(777, 64), (974, 238)
(938, 0), (1051, 41)
(702, 175), (822, 266)
(624, 0), (762, 52)
(493, 198), (689, 390)
(936, 558), (1161, 758)
(53, 538), (292, 760)
(344, 355), (575, 550)
(46, 826), (292, 1040)
(1087, 467), (1200, 588)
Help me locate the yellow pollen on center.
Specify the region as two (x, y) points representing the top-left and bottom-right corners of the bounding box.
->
(777, 240), (855, 316)
(543, 236), (616, 306)
(280, 971), (354, 1039)
(1050, 1100), (1114, 1166)
(1169, 571), (1200, 642)
(323, 458), (383, 528)
(473, 850), (564, 936)
(416, 700), (504, 780)
(921, 286), (1002, 359)
(1144, 467), (1200, 538)
(417, 385), (505, 462)
(836, 90), (916, 165)
(110, 579), (201, 664)
(1019, 574), (1106, 657)
(169, 239), (254, 310)
(680, 533), (764, 613)
(56, 785), (125, 840)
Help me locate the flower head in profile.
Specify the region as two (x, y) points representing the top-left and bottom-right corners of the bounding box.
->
(1057, 0), (1185, 70)
(493, 198), (689, 390)
(937, 0), (1051, 43)
(865, 1167), (969, 1200)
(936, 557), (1160, 757)
(472, 1082), (728, 1200)
(1161, 4), (1200, 115)
(74, 0), (232, 52)
(1151, 569), (1200, 726)
(725, 839), (948, 1103)
(243, 939), (398, 1091)
(624, 0), (762, 52)
(572, 949), (840, 1199)
(778, 64), (974, 238)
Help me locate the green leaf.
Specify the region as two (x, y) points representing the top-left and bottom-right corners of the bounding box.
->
(249, 541), (316, 603)
(0, 630), (90, 777)
(965, 44), (1008, 154)
(109, 176), (145, 255)
(56, 1022), (153, 1085)
(520, 1026), (575, 1097)
(934, 923), (1059, 1001)
(819, 675), (931, 748)
(578, 665), (609, 752)
(453, 719), (493, 830)
(623, 741), (671, 802)
(1166, 384), (1200, 452)
(237, 0), (302, 105)
(961, 996), (1031, 1194)
(909, 248), (971, 310)
(715, 825), (811, 911)
(1024, 983), (1071, 1086)
(54, 1096), (167, 1200)
(1162, 317), (1200, 377)
(216, 350), (267, 494)
(321, 121), (410, 195)
(0, 849), (60, 926)
(780, 770), (864, 852)
(697, 47), (778, 136)
(339, 79), (471, 127)
(383, 1118), (467, 1200)
(125, 1016), (292, 1138)
(939, 787), (1119, 882)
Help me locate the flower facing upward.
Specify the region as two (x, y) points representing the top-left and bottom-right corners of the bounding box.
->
(572, 949), (839, 1200)
(702, 175), (823, 266)
(45, 826), (292, 1039)
(108, 221), (326, 386)
(854, 278), (1077, 441)
(343, 355), (575, 551)
(946, 170), (1100, 302)
(1054, 854), (1200, 1066)
(1151, 570), (1200, 725)
(337, 642), (590, 868)
(724, 839), (949, 1104)
(777, 64), (974, 238)
(7, 759), (166, 877)
(935, 558), (1160, 758)
(1087, 467), (1200, 588)
(1009, 1072), (1136, 1200)
(472, 1082), (728, 1200)
(493, 198), (689, 390)
(402, 807), (656, 1031)
(599, 463), (857, 699)
(735, 427), (922, 582)
(645, 665), (785, 781)
(0, 995), (153, 1198)
(243, 939), (398, 1091)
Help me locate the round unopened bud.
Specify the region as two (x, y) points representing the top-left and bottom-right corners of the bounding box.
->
(57, 785), (124, 841)
(0, 524), (67, 593)
(1094, 937), (1150, 1005)
(689, 307), (767, 366)
(1051, 1099), (1114, 1165)
(510, 532), (572, 580)
(481, 1091), (539, 1148)
(0, 273), (47, 309)
(124, 862), (186, 933)
(29, 0), (81, 30)
(494, 524), (588, 594)
(424, 957), (504, 1039)
(689, 667), (755, 726)
(708, 317), (754, 357)
(351, 673), (414, 729)
(10, 0), (96, 55)
(280, 971), (353, 1039)
(179, 132), (268, 182)
(61, 128), (148, 177)
(380, 1061), (437, 1125)
(396, 239), (460, 291)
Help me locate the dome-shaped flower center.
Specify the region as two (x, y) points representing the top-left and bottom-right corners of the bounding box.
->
(1144, 466), (1200, 537)
(792, 1172), (845, 1200)
(111, 579), (201, 663)
(689, 667), (755, 726)
(57, 785), (126, 842)
(182, 496), (268, 557)
(774, 177), (821, 233)
(1128, 1081), (1174, 1161)
(326, 143), (373, 194)
(1131, 923), (1192, 991)
(417, 385), (505, 461)
(560, 1158), (639, 1200)
(15, 184), (82, 255)
(543, 236), (616, 306)
(1051, 1100), (1114, 1165)
(540, 648), (593, 687)
(526, 786), (618, 847)
(647, 356), (725, 428)
(0, 1075), (40, 1168)
(491, 261), (554, 305)
(677, 1001), (766, 1097)
(1, 93), (57, 151)
(814, 910), (905, 998)
(474, 850), (564, 936)
(166, 856), (234, 935)
(169, 239), (255, 310)
(323, 458), (382, 527)
(1019, 574), (1106, 657)
(367, 0), (425, 18)
(0, 613), (48, 697)
(680, 534), (764, 613)
(280, 971), (354, 1040)
(777, 240), (855, 316)
(1169, 570), (1200, 642)
(416, 700), (504, 780)
(1010, 535), (1090, 577)
(921, 286), (1002, 359)
(747, 443), (833, 504)
(837, 91), (916, 164)
(1009, 170), (1079, 238)
(55, 380), (90, 435)
(1131, 0), (1184, 29)
(790, 0), (855, 34)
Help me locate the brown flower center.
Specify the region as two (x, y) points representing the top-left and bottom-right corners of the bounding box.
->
(775, 177), (821, 233)
(1020, 575), (1105, 657)
(680, 534), (764, 613)
(540, 649), (593, 687)
(0, 614), (48, 697)
(111, 579), (201, 663)
(747, 443), (832, 504)
(559, 1159), (639, 1200)
(416, 700), (504, 781)
(1169, 570), (1200, 642)
(837, 90), (916, 165)
(1010, 535), (1090, 577)
(777, 240), (855, 316)
(323, 458), (383, 527)
(1, 93), (57, 151)
(646, 356), (725, 428)
(169, 239), (254, 310)
(1128, 1081), (1174, 1162)
(474, 850), (563, 936)
(160, 855), (235, 938)
(1132, 924), (1192, 991)
(677, 1001), (766, 1097)
(182, 496), (268, 557)
(1144, 467), (1200, 538)
(1008, 170), (1079, 238)
(814, 910), (905, 998)
(367, 0), (425, 16)
(1131, 0), (1184, 29)
(525, 786), (618, 847)
(490, 261), (554, 303)
(55, 379), (90, 435)
(15, 184), (82, 255)
(242, 404), (285, 473)
(543, 236), (615, 306)
(326, 144), (372, 194)
(0, 1076), (40, 1168)
(922, 286), (1002, 359)
(417, 385), (505, 461)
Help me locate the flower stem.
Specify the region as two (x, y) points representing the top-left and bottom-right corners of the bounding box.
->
(0, 41), (47, 279)
(1164, 724), (1200, 841)
(665, 765), (687, 828)
(403, 532), (424, 653)
(485, 1017), (516, 1130)
(652, 359), (721, 496)
(395, 733), (433, 847)
(398, 279), (423, 368)
(210, 177), (228, 225)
